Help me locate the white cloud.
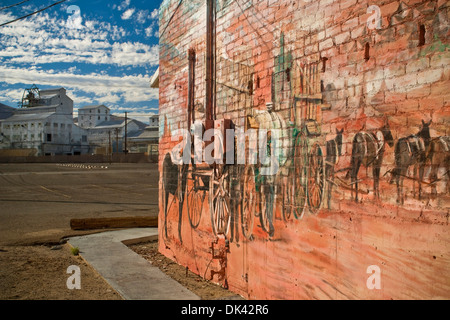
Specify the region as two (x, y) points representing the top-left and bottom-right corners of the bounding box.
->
(0, 7), (159, 109)
(0, 66), (159, 104)
(136, 10), (149, 24)
(0, 88), (24, 104)
(121, 89), (158, 103)
(95, 93), (122, 104)
(145, 25), (153, 37)
(111, 41), (159, 66)
(150, 8), (158, 19)
(0, 11), (14, 24)
(0, 12), (157, 67)
(66, 90), (92, 104)
(117, 0), (131, 11)
(121, 8), (135, 20)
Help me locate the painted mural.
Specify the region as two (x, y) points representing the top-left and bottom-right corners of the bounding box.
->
(158, 0), (449, 299)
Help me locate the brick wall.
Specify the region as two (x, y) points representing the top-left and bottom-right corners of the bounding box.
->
(158, 0), (449, 299)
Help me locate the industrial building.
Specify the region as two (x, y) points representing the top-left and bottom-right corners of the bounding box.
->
(77, 104), (111, 129)
(128, 115), (159, 159)
(0, 87), (90, 156)
(83, 115), (144, 154)
(0, 86), (159, 158)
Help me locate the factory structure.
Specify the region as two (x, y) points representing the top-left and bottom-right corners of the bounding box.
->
(0, 85), (159, 158)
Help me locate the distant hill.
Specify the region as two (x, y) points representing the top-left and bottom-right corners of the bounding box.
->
(0, 103), (15, 120)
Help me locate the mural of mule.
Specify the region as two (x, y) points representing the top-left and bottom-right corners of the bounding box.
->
(162, 152), (188, 244)
(427, 136), (450, 196)
(392, 120), (431, 205)
(348, 118), (394, 202)
(392, 120), (450, 204)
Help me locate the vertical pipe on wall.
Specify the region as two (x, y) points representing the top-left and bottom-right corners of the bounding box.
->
(205, 0), (215, 122)
(188, 48), (196, 132)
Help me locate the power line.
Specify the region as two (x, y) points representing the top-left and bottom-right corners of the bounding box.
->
(0, 0), (33, 12)
(0, 0), (66, 27)
(159, 0), (182, 39)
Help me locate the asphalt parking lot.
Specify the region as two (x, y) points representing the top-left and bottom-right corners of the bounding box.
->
(0, 162), (160, 299)
(0, 162), (159, 246)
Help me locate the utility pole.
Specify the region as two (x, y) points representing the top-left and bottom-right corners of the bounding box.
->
(108, 130), (112, 164)
(115, 128), (119, 154)
(124, 112), (128, 154)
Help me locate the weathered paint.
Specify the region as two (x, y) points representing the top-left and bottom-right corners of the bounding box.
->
(158, 0), (450, 299)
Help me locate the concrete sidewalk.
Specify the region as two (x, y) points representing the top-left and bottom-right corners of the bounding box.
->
(68, 228), (200, 300)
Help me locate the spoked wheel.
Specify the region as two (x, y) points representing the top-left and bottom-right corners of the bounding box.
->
(279, 175), (292, 222)
(280, 177), (293, 221)
(186, 172), (207, 229)
(293, 133), (308, 219)
(209, 165), (231, 237)
(258, 179), (274, 234)
(241, 165), (256, 239)
(307, 143), (325, 213)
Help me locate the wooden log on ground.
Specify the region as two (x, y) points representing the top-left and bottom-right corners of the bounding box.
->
(70, 216), (158, 230)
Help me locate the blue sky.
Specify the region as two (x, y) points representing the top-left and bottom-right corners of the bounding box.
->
(0, 0), (161, 124)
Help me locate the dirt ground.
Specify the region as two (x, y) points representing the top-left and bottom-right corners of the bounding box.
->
(0, 239), (240, 300)
(0, 162), (239, 300)
(0, 243), (122, 300)
(128, 240), (243, 300)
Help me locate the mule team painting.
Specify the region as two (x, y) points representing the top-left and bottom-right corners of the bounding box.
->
(162, 115), (448, 243)
(158, 0), (449, 299)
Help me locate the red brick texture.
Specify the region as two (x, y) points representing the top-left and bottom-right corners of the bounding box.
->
(158, 0), (449, 299)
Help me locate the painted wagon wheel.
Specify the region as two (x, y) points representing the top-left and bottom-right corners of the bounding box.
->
(256, 145), (276, 233)
(209, 165), (231, 237)
(258, 177), (274, 234)
(186, 171), (206, 229)
(241, 165), (256, 239)
(307, 143), (325, 213)
(278, 175), (291, 222)
(292, 133), (308, 219)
